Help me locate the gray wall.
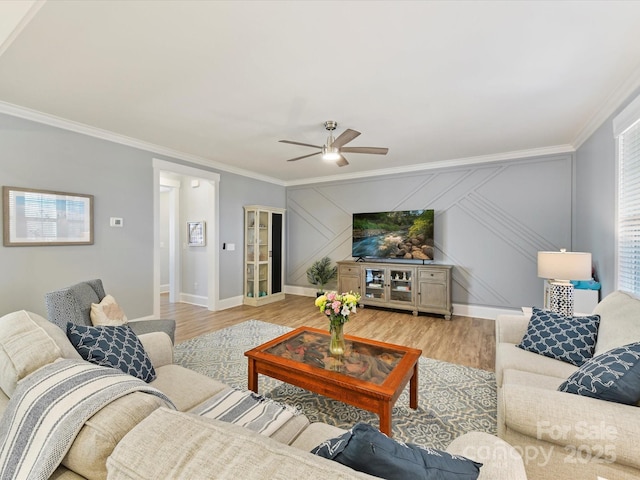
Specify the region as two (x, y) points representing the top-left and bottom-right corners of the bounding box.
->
(181, 176), (213, 300)
(0, 112), (285, 317)
(159, 190), (170, 288)
(217, 171), (286, 299)
(575, 86), (640, 297)
(286, 154), (574, 310)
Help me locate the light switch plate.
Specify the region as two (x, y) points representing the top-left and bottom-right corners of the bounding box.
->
(110, 217), (123, 227)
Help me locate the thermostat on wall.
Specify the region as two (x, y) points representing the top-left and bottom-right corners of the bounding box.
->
(110, 217), (123, 227)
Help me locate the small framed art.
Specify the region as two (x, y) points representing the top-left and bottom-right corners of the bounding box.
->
(187, 220), (206, 246)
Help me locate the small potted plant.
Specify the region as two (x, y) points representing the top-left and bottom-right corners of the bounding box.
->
(306, 256), (338, 296)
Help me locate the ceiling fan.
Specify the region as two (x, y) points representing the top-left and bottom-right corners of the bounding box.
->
(279, 120), (389, 167)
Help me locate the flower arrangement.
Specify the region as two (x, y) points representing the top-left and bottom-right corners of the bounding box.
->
(314, 291), (361, 330)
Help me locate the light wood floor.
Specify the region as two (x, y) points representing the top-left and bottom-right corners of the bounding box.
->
(162, 294), (496, 372)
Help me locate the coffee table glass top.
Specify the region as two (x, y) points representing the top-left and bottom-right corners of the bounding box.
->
(264, 330), (405, 385)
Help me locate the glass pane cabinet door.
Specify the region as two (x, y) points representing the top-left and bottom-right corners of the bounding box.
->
(364, 268), (385, 300)
(389, 268), (413, 304)
(246, 264), (255, 298)
(258, 212), (269, 261)
(258, 264), (268, 298)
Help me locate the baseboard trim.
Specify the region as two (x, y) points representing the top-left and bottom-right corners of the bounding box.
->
(453, 303), (520, 320)
(284, 285), (317, 297)
(179, 293), (208, 307)
(168, 287), (521, 319)
(216, 295), (244, 310)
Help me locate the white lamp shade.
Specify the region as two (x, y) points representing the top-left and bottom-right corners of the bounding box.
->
(537, 251), (592, 281)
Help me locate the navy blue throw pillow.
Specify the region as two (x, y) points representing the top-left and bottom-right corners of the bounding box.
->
(67, 323), (156, 383)
(516, 307), (600, 366)
(558, 342), (640, 405)
(312, 423), (482, 480)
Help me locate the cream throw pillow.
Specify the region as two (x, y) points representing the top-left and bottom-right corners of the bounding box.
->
(0, 310), (63, 396)
(593, 290), (640, 355)
(90, 294), (128, 326)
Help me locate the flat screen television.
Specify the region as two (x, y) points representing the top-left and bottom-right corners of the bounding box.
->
(352, 209), (435, 261)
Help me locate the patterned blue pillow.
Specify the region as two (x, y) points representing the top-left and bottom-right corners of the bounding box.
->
(558, 342), (640, 405)
(312, 422), (481, 479)
(67, 323), (156, 382)
(516, 307), (600, 366)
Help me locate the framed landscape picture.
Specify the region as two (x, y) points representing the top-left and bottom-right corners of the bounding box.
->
(3, 186), (94, 246)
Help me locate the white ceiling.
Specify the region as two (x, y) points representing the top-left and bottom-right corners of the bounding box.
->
(2, 0), (640, 185)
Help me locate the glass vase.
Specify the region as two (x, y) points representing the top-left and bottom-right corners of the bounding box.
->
(329, 322), (345, 356)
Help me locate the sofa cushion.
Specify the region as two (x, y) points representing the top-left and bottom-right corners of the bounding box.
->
(312, 422), (482, 480)
(516, 307), (600, 366)
(151, 364), (228, 412)
(495, 342), (578, 387)
(106, 408), (376, 479)
(593, 290), (640, 355)
(0, 310), (63, 396)
(446, 432), (527, 480)
(291, 422), (348, 451)
(558, 342), (640, 405)
(90, 294), (128, 327)
(62, 391), (166, 480)
(67, 323), (156, 382)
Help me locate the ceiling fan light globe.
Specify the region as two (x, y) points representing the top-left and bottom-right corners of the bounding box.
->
(322, 145), (341, 161)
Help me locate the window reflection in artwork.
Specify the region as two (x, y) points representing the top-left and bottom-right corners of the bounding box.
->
(3, 186), (93, 246)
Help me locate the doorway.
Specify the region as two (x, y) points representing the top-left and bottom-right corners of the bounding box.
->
(152, 158), (221, 317)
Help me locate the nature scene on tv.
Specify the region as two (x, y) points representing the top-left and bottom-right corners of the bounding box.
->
(352, 210), (434, 260)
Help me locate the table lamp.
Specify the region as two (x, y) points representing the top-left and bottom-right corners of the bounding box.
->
(537, 249), (592, 317)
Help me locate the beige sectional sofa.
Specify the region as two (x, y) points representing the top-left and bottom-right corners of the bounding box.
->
(0, 310), (526, 479)
(495, 291), (640, 480)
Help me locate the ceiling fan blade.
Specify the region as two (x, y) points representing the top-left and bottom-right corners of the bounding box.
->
(336, 155), (349, 167)
(279, 140), (322, 149)
(286, 151), (321, 162)
(331, 129), (361, 148)
(340, 146), (389, 155)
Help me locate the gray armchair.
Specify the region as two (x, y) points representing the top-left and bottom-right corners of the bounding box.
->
(44, 279), (176, 344)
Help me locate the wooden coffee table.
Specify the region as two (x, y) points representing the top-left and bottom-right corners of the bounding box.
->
(244, 326), (422, 436)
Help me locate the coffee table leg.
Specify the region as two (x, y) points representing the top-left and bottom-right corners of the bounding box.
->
(410, 362), (418, 409)
(248, 358), (258, 392)
(380, 403), (392, 437)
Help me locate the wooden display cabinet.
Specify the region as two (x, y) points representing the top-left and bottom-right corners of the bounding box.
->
(337, 261), (452, 319)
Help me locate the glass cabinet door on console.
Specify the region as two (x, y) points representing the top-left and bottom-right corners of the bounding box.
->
(244, 205), (285, 306)
(363, 266), (415, 308)
(389, 268), (414, 305)
(364, 267), (386, 301)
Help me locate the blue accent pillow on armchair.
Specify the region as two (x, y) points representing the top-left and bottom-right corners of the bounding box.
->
(516, 307), (600, 366)
(67, 323), (156, 382)
(558, 342), (640, 405)
(312, 422), (482, 479)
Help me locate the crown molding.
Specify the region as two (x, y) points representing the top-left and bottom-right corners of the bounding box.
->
(0, 100), (576, 188)
(0, 101), (287, 186)
(283, 144), (575, 187)
(0, 0), (45, 58)
(573, 64), (640, 149)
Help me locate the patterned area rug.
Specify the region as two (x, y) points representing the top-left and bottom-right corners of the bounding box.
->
(174, 320), (496, 450)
